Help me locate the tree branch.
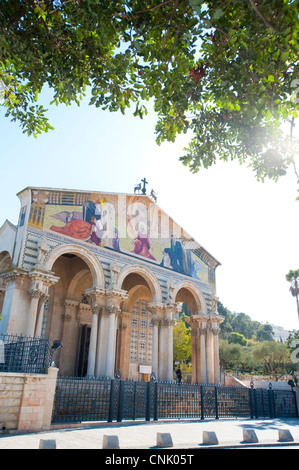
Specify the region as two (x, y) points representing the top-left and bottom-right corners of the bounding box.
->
(135, 0), (175, 15)
(248, 0), (275, 31)
(162, 0), (180, 50)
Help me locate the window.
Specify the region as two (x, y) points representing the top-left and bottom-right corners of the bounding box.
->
(130, 299), (153, 364)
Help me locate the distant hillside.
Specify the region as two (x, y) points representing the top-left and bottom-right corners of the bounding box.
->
(217, 301), (292, 342)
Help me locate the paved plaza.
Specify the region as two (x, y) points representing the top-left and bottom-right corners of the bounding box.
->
(0, 418), (299, 450)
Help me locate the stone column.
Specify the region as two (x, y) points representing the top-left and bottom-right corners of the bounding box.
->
(166, 318), (176, 381)
(189, 318), (198, 383)
(26, 288), (43, 337)
(33, 272), (59, 338)
(0, 269), (28, 335)
(151, 317), (160, 378)
(158, 318), (169, 380)
(212, 323), (221, 384)
(206, 322), (214, 384)
(34, 293), (49, 337)
(117, 310), (131, 379)
(102, 288), (128, 378)
(87, 305), (101, 377)
(26, 270), (59, 338)
(147, 303), (165, 380)
(84, 287), (108, 378)
(105, 306), (120, 378)
(199, 323), (207, 383)
(166, 304), (181, 382)
(95, 306), (109, 377)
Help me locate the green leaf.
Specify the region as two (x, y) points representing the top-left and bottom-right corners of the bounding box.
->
(213, 8), (224, 20)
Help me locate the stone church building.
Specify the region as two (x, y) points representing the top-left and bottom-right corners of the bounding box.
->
(0, 186), (223, 383)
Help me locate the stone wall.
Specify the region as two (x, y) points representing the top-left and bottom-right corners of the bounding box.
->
(0, 367), (58, 432)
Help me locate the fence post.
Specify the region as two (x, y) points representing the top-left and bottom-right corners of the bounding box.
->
(249, 384), (254, 419)
(153, 382), (158, 421)
(200, 385), (204, 420)
(268, 383), (275, 419)
(253, 388), (259, 419)
(132, 381), (137, 421)
(215, 386), (219, 419)
(117, 380), (124, 422)
(108, 379), (115, 423)
(146, 381), (151, 422)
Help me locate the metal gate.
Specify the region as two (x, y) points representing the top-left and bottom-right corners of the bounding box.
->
(51, 377), (299, 424)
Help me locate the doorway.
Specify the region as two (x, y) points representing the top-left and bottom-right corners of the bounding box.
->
(76, 324), (91, 377)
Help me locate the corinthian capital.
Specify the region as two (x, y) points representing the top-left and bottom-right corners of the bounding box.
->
(107, 305), (121, 316)
(28, 288), (43, 299)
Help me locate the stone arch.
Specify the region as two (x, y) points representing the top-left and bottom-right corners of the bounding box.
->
(116, 264), (162, 303)
(172, 280), (208, 315)
(121, 284), (152, 312)
(44, 243), (105, 289)
(66, 268), (93, 302)
(0, 251), (12, 272)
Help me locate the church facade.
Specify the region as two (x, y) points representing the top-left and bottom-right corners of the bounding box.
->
(0, 186), (223, 383)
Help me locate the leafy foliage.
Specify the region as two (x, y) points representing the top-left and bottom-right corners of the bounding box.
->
(217, 301), (274, 341)
(173, 315), (192, 364)
(1, 0), (299, 181)
(252, 341), (290, 380)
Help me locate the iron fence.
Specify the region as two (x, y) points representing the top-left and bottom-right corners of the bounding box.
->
(51, 377), (299, 424)
(0, 333), (51, 374)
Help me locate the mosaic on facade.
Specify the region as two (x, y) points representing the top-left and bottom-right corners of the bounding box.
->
(28, 190), (209, 283)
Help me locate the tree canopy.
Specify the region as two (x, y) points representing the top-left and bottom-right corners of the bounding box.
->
(217, 301), (274, 341)
(252, 341), (290, 380)
(1, 1), (299, 183)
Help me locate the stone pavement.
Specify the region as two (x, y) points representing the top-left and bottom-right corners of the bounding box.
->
(0, 418), (299, 449)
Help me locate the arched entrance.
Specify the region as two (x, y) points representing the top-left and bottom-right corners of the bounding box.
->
(111, 264), (162, 381)
(173, 283), (204, 384)
(118, 272), (154, 380)
(44, 246), (105, 377)
(172, 281), (221, 384)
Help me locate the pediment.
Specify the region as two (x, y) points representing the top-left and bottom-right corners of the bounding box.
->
(17, 187), (220, 283)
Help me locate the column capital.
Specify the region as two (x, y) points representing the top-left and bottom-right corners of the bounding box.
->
(199, 326), (207, 336)
(147, 301), (165, 313)
(212, 324), (220, 335)
(107, 305), (121, 316)
(151, 317), (160, 326)
(28, 288), (44, 299)
(164, 302), (182, 316)
(91, 305), (102, 316)
(208, 313), (225, 324)
(2, 268), (28, 285)
(84, 287), (106, 299)
(29, 268), (59, 287)
(105, 288), (128, 310)
(191, 312), (210, 322)
(164, 318), (176, 327)
(147, 302), (181, 319)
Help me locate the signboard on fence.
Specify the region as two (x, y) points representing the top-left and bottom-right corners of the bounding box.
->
(139, 365), (152, 374)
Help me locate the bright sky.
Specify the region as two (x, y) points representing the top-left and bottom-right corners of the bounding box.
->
(0, 90), (298, 332)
